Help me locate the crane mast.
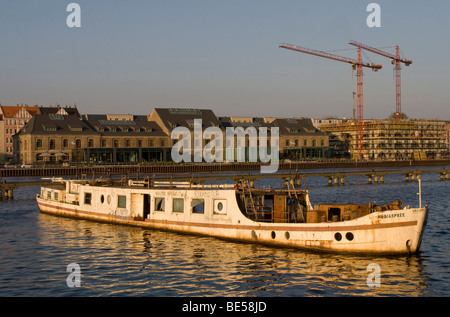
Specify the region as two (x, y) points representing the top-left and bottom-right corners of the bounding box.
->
(349, 41), (412, 120)
(279, 43), (382, 159)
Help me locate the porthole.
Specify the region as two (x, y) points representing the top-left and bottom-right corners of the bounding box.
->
(100, 195), (105, 204)
(334, 232), (342, 241)
(346, 232), (354, 241)
(251, 230), (257, 239)
(107, 195), (111, 204)
(271, 231), (276, 239)
(285, 232), (290, 240)
(213, 200), (227, 214)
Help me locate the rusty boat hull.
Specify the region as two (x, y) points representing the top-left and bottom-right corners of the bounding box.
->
(36, 179), (428, 255)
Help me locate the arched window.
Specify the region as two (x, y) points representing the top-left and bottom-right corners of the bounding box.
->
(49, 139), (56, 150)
(36, 139), (42, 148)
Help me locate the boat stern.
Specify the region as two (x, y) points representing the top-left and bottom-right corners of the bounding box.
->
(409, 205), (428, 254)
(369, 204), (429, 254)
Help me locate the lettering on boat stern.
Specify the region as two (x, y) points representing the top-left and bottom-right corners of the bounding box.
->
(377, 212), (405, 219)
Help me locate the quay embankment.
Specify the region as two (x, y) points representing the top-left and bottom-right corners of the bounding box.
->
(1, 159), (450, 178)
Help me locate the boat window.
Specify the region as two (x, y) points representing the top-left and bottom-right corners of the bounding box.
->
(173, 198), (184, 213)
(84, 193), (92, 205)
(155, 198), (165, 211)
(54, 192), (59, 201)
(117, 195), (126, 208)
(213, 199), (227, 215)
(47, 191), (51, 199)
(191, 199), (205, 214)
(328, 207), (341, 222)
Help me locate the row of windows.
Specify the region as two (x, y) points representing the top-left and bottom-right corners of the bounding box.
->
(83, 193), (225, 215)
(5, 128), (17, 135)
(285, 139), (325, 147)
(154, 197), (206, 214)
(155, 197), (227, 214)
(41, 189), (59, 201)
(4, 119), (26, 125)
(36, 138), (167, 149)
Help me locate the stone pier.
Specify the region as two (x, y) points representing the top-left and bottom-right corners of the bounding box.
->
(0, 182), (17, 200)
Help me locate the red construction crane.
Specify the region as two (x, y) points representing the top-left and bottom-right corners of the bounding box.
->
(349, 41), (412, 120)
(279, 43), (382, 159)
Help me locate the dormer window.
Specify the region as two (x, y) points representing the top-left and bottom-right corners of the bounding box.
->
(68, 125), (83, 132)
(42, 124), (57, 132)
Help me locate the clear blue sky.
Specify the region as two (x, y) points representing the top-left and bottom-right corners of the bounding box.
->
(0, 0), (449, 119)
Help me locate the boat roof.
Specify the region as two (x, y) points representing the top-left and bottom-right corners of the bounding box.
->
(44, 178), (307, 193)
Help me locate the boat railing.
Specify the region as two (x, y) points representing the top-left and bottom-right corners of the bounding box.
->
(248, 205), (274, 222)
(128, 179), (235, 189)
(42, 177), (65, 183)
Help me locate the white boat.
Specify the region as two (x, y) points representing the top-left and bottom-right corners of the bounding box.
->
(36, 177), (428, 255)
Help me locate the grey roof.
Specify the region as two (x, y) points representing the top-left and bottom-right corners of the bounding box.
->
(219, 117), (324, 136)
(152, 108), (221, 131)
(18, 113), (167, 137)
(39, 106), (81, 117)
(266, 118), (325, 136)
(83, 114), (167, 136)
(19, 114), (96, 135)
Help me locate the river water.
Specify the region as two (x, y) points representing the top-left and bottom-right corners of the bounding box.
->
(0, 166), (449, 297)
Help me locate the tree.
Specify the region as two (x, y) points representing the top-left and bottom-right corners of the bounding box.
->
(388, 112), (408, 120)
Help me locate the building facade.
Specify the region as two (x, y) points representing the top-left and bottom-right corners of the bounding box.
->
(14, 113), (171, 164)
(0, 105), (40, 161)
(82, 114), (170, 163)
(14, 106), (447, 164)
(319, 119), (450, 160)
(14, 108), (332, 164)
(219, 116), (330, 161)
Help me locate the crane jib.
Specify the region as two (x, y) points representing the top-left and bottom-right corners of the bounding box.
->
(279, 43), (382, 70)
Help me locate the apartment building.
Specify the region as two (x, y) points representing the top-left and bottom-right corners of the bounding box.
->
(0, 105), (40, 160)
(14, 113), (170, 164)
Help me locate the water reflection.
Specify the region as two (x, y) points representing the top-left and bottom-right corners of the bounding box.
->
(35, 212), (430, 296)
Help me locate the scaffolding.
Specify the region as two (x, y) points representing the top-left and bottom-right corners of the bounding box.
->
(320, 119), (450, 160)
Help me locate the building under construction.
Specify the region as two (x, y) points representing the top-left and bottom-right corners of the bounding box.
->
(316, 118), (450, 160)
